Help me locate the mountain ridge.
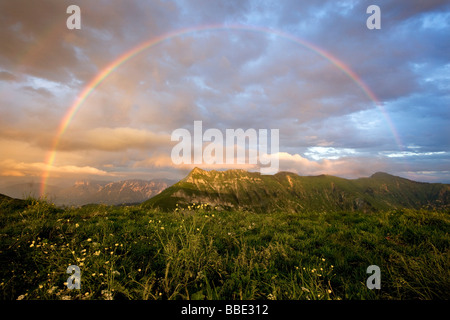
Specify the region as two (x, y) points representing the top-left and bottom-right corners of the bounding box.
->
(0, 178), (175, 206)
(143, 168), (449, 212)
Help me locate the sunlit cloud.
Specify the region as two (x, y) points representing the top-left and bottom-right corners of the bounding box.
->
(0, 159), (109, 178)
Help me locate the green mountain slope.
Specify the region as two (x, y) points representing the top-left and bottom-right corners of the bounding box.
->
(143, 168), (449, 212)
(0, 193), (29, 212)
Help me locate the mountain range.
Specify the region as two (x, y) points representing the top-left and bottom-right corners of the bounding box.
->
(143, 168), (449, 212)
(0, 179), (174, 206)
(1, 168), (448, 211)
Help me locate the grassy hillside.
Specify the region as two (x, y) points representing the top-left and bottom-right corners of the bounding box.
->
(0, 197), (448, 300)
(144, 168), (450, 212)
(0, 193), (30, 212)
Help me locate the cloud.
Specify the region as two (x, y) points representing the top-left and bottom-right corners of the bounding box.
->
(0, 159), (109, 178)
(0, 71), (19, 81)
(0, 1), (448, 185)
(276, 152), (388, 178)
(22, 85), (54, 98)
(56, 127), (170, 152)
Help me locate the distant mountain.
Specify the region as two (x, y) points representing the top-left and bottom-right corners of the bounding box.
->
(143, 168), (449, 212)
(55, 179), (175, 206)
(0, 179), (175, 206)
(0, 182), (59, 200)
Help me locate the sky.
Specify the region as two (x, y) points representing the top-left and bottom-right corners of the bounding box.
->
(0, 0), (449, 192)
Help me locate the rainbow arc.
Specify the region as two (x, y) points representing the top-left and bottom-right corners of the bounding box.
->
(39, 24), (402, 197)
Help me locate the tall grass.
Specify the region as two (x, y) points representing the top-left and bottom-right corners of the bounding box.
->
(0, 199), (448, 300)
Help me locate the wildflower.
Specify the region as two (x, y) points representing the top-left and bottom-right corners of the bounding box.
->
(322, 258), (326, 262)
(327, 290), (332, 294)
(94, 250), (100, 256)
(39, 285), (43, 289)
(48, 286), (57, 294)
(102, 290), (113, 300)
(115, 243), (119, 247)
(160, 226), (164, 230)
(105, 261), (109, 264)
(138, 269), (141, 272)
(75, 223), (79, 228)
(87, 238), (92, 242)
(92, 273), (96, 276)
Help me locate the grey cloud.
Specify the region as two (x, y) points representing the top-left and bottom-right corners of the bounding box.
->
(0, 71), (19, 81)
(22, 85), (54, 98)
(0, 0), (448, 184)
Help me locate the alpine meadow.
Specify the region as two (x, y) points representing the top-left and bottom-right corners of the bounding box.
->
(1, 0), (449, 306)
(1, 169), (449, 300)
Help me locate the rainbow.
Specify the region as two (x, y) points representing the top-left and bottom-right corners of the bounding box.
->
(40, 24), (402, 196)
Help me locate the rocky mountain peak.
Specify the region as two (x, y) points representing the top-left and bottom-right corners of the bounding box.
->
(144, 169), (450, 212)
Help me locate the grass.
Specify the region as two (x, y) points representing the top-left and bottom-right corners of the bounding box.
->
(0, 199), (448, 300)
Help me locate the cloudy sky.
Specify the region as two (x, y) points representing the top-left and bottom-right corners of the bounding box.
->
(0, 0), (449, 191)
